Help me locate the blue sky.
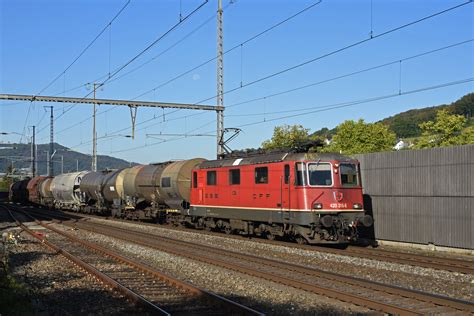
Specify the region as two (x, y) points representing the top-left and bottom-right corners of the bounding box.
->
(1, 0), (473, 164)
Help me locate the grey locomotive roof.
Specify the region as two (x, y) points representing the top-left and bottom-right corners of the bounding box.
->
(198, 152), (357, 169)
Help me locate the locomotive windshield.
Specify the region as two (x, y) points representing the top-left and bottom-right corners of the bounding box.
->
(307, 163), (332, 186)
(340, 163), (359, 187)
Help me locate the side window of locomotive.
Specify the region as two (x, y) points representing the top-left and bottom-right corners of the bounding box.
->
(255, 167), (268, 184)
(308, 163), (332, 186)
(207, 170), (217, 185)
(284, 164), (290, 184)
(340, 163), (359, 187)
(161, 177), (171, 188)
(192, 172), (198, 188)
(295, 162), (306, 186)
(229, 169), (240, 185)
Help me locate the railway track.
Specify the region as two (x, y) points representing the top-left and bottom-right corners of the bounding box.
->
(27, 208), (474, 315)
(2, 204), (263, 316)
(53, 207), (474, 275)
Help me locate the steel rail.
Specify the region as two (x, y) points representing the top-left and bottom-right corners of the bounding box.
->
(23, 207), (474, 275)
(1, 205), (169, 315)
(6, 205), (263, 316)
(66, 219), (474, 315)
(61, 209), (474, 275)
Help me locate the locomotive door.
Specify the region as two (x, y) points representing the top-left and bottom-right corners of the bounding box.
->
(281, 164), (291, 221)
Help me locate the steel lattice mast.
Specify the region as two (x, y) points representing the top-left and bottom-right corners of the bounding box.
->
(216, 0), (224, 159)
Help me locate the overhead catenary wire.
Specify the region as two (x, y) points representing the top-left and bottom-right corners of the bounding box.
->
(35, 0), (131, 97)
(65, 38), (474, 151)
(232, 78), (474, 127)
(191, 0), (473, 106)
(19, 0), (132, 142)
(103, 77), (473, 155)
(33, 1), (472, 152)
(35, 0), (209, 139)
(37, 0), (307, 140)
(225, 39), (474, 110)
(133, 0), (323, 100)
(35, 13), (219, 139)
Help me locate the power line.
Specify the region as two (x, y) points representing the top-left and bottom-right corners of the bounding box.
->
(36, 0), (132, 97)
(35, 0), (209, 138)
(109, 118), (217, 154)
(134, 0), (323, 100)
(20, 0), (132, 143)
(34, 1), (473, 149)
(36, 36), (474, 144)
(226, 39), (474, 111)
(66, 38), (474, 151)
(232, 78), (474, 127)
(192, 0), (473, 106)
(104, 78), (473, 155)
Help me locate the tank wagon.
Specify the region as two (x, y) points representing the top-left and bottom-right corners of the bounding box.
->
(50, 171), (89, 210)
(38, 177), (54, 208)
(26, 176), (48, 205)
(80, 170), (117, 213)
(9, 179), (30, 203)
(9, 151), (373, 245)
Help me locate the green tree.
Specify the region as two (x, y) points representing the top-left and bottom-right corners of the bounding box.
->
(262, 125), (317, 150)
(449, 93), (473, 118)
(415, 109), (471, 148)
(322, 119), (396, 155)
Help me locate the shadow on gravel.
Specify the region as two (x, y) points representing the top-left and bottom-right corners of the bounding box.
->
(225, 294), (367, 315)
(5, 249), (366, 315)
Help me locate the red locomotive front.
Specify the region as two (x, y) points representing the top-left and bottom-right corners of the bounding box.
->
(187, 152), (373, 244)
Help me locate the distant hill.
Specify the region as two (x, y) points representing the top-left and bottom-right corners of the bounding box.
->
(0, 142), (137, 176)
(312, 93), (474, 139)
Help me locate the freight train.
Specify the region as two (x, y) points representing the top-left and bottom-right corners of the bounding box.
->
(8, 151), (373, 244)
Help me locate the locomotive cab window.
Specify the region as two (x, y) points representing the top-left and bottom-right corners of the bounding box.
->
(340, 163), (359, 187)
(308, 163), (332, 186)
(192, 172), (198, 188)
(229, 169), (240, 185)
(207, 170), (217, 185)
(255, 167), (268, 184)
(295, 162), (306, 186)
(284, 164), (290, 184)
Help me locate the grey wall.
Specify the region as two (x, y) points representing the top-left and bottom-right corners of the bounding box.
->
(355, 145), (473, 249)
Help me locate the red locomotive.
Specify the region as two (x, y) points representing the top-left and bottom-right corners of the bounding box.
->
(186, 152), (373, 244)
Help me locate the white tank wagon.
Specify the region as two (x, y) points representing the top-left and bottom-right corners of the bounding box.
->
(50, 171), (90, 210)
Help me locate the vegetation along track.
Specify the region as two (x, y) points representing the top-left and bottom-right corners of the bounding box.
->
(1, 204), (263, 316)
(26, 207), (474, 315)
(59, 208), (474, 275)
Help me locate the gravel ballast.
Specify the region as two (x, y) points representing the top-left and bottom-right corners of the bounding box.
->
(82, 217), (474, 300)
(0, 212), (143, 315)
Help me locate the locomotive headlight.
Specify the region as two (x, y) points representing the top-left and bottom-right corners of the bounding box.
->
(313, 202), (323, 209)
(353, 203), (362, 209)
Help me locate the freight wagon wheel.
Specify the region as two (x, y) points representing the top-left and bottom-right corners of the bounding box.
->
(265, 231), (275, 241)
(295, 235), (308, 245)
(224, 224), (232, 235)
